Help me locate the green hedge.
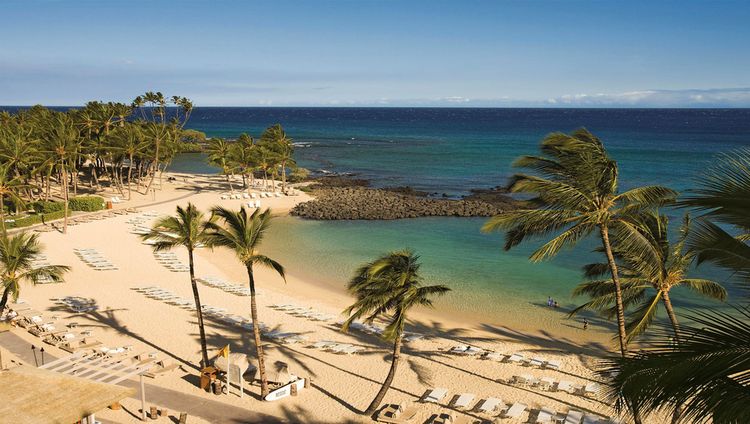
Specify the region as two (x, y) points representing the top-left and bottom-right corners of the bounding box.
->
(7, 210), (69, 229)
(69, 196), (105, 212)
(31, 200), (65, 214)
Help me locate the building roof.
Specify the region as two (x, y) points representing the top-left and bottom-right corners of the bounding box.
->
(0, 365), (135, 423)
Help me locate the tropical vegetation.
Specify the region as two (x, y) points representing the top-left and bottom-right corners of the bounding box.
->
(206, 206), (286, 399)
(342, 250), (450, 415)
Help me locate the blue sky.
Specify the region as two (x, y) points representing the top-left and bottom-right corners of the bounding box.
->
(1, 0), (749, 107)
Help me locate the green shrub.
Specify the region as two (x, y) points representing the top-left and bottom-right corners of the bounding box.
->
(31, 200), (64, 214)
(7, 210), (69, 229)
(68, 196), (105, 212)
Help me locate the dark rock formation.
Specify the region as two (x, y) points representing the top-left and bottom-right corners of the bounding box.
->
(290, 187), (522, 220)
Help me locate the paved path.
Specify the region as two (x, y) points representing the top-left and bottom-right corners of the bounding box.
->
(0, 330), (284, 423)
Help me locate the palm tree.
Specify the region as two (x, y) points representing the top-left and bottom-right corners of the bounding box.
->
(0, 163), (30, 234)
(260, 124), (295, 191)
(604, 150), (750, 422)
(39, 113), (80, 234)
(342, 250), (450, 415)
(141, 203), (213, 367)
(482, 129), (676, 356)
(571, 212), (726, 342)
(206, 137), (235, 192)
(110, 125), (148, 199)
(602, 307), (750, 423)
(205, 207), (285, 399)
(0, 231), (69, 311)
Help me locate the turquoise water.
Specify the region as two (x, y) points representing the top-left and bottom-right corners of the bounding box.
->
(169, 108), (749, 332)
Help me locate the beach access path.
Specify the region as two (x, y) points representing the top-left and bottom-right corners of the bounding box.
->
(0, 330), (284, 424)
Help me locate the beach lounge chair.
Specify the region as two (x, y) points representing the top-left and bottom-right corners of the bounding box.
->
(450, 345), (468, 354)
(423, 387), (448, 403)
(539, 376), (555, 391)
(504, 402), (527, 419)
(375, 403), (420, 424)
(529, 357), (545, 368)
(464, 346), (484, 356)
(584, 382), (601, 397)
(477, 397), (505, 414)
(582, 415), (602, 424)
(144, 360), (180, 378)
(453, 393), (475, 409)
(546, 359), (562, 370)
(556, 380), (575, 394)
(310, 340), (337, 349)
(564, 410), (584, 424)
(507, 353), (524, 364)
(535, 407), (556, 423)
(484, 352), (505, 361)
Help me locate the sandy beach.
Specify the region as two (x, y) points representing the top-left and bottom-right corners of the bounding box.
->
(1, 173), (643, 423)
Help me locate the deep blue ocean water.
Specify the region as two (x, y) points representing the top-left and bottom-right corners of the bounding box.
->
(173, 108), (750, 334)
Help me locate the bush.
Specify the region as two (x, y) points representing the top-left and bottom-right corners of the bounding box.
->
(7, 210), (69, 229)
(31, 200), (64, 214)
(68, 196), (105, 212)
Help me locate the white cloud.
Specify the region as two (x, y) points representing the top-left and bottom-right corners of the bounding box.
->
(544, 88), (750, 107)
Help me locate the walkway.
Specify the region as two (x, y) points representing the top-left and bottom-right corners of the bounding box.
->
(0, 330), (284, 423)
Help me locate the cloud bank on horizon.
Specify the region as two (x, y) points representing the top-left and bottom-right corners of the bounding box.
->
(1, 1), (749, 107)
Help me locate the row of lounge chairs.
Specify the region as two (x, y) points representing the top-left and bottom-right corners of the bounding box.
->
(74, 248), (117, 271)
(450, 345), (562, 370)
(418, 387), (613, 423)
(511, 374), (601, 397)
(270, 304), (336, 322)
(308, 340), (365, 354)
(198, 276), (258, 297)
(154, 252), (189, 272)
(221, 191), (286, 201)
(54, 296), (98, 313)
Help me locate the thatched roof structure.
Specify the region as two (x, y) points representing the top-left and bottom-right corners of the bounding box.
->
(0, 365), (135, 423)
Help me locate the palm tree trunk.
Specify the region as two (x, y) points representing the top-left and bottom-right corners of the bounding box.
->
(599, 224), (628, 357)
(364, 335), (402, 415)
(281, 160), (287, 192)
(127, 153), (134, 200)
(0, 287), (10, 312)
(0, 196), (6, 236)
(661, 290), (681, 341)
(188, 248), (209, 367)
(61, 164), (69, 235)
(245, 265), (269, 398)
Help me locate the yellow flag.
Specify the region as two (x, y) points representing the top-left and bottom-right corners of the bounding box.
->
(218, 344), (230, 358)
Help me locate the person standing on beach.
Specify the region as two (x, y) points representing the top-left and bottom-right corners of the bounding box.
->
(583, 318), (589, 330)
(547, 296), (553, 307)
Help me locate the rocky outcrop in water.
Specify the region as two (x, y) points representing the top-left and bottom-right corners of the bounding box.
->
(290, 186), (521, 220)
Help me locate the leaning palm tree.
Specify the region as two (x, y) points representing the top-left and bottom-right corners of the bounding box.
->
(571, 212), (726, 342)
(0, 231), (69, 311)
(205, 207), (285, 399)
(141, 203), (213, 367)
(604, 150), (750, 422)
(342, 250), (450, 415)
(482, 128), (676, 356)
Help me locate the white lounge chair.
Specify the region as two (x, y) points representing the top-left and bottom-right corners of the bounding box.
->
(453, 393), (475, 409)
(529, 357), (545, 367)
(450, 345), (468, 354)
(546, 359), (562, 370)
(536, 407), (556, 423)
(557, 380), (575, 394)
(423, 387), (448, 403)
(477, 397), (504, 414)
(540, 376), (555, 391)
(565, 410), (584, 424)
(507, 353), (524, 364)
(464, 346), (484, 356)
(504, 402), (527, 419)
(484, 352), (505, 361)
(584, 382), (601, 397)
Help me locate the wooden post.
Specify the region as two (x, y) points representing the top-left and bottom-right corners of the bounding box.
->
(304, 377), (310, 389)
(139, 374), (147, 421)
(290, 383), (298, 397)
(179, 412), (188, 424)
(150, 405), (158, 420)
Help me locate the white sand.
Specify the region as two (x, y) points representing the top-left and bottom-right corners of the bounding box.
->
(4, 174), (653, 423)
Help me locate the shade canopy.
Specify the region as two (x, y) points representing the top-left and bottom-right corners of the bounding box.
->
(0, 365), (135, 423)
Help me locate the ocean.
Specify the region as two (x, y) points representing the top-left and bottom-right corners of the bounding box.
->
(125, 107), (750, 335)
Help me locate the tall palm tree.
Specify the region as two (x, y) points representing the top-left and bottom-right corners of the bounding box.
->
(604, 149), (750, 422)
(206, 137), (235, 192)
(0, 231), (69, 311)
(39, 113), (80, 234)
(205, 207), (285, 399)
(571, 212), (726, 342)
(482, 129), (676, 356)
(342, 250), (450, 415)
(110, 125), (148, 199)
(141, 203), (213, 367)
(260, 124), (295, 191)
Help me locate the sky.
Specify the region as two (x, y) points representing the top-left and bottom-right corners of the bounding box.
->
(1, 0), (750, 107)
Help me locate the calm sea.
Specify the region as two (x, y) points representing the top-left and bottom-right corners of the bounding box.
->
(171, 108), (750, 336)
(7, 106), (745, 335)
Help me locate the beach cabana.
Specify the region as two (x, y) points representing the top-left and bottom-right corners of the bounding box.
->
(0, 365), (135, 424)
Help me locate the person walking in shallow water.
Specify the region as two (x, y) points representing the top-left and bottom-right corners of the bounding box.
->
(547, 296), (553, 307)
